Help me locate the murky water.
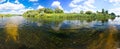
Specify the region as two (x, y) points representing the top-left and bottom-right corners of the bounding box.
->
(0, 16), (120, 49)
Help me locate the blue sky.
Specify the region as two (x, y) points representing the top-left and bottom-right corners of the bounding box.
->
(0, 0), (120, 15)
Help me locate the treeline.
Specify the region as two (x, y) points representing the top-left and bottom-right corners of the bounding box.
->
(23, 8), (64, 17)
(23, 8), (116, 19)
(0, 14), (22, 17)
(0, 14), (13, 17)
(80, 9), (116, 17)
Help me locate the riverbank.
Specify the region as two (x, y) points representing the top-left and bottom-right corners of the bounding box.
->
(0, 14), (22, 17)
(23, 13), (115, 22)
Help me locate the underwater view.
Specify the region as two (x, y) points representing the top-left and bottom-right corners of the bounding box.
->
(0, 0), (120, 49)
(0, 16), (120, 49)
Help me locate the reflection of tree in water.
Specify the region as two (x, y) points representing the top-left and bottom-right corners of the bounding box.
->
(88, 26), (118, 49)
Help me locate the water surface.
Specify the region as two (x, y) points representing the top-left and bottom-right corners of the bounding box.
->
(0, 16), (120, 49)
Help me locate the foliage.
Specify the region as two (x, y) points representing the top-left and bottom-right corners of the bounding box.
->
(37, 8), (45, 13)
(85, 11), (92, 15)
(0, 14), (14, 17)
(37, 13), (114, 22)
(80, 10), (84, 14)
(105, 10), (108, 14)
(102, 9), (105, 14)
(23, 10), (40, 17)
(99, 9), (116, 17)
(23, 8), (116, 21)
(110, 12), (116, 17)
(54, 8), (64, 13)
(44, 8), (54, 13)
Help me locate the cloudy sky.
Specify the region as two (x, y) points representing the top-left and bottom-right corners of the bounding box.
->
(0, 0), (120, 15)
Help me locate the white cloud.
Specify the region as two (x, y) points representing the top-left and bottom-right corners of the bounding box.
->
(0, 2), (25, 10)
(83, 0), (96, 8)
(51, 1), (63, 10)
(0, 0), (6, 3)
(29, 0), (38, 2)
(68, 0), (96, 13)
(0, 1), (33, 14)
(109, 0), (120, 3)
(0, 8), (33, 14)
(37, 5), (44, 9)
(72, 0), (84, 4)
(105, 0), (120, 15)
(69, 0), (84, 7)
(15, 0), (19, 4)
(109, 7), (120, 15)
(69, 3), (78, 8)
(106, 0), (120, 6)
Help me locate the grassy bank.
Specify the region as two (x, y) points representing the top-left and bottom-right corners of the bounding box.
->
(43, 13), (114, 20)
(0, 14), (13, 17)
(0, 14), (22, 17)
(23, 13), (115, 22)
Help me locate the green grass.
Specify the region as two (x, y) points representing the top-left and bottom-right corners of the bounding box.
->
(39, 13), (114, 21)
(23, 13), (115, 22)
(0, 14), (13, 17)
(0, 14), (22, 17)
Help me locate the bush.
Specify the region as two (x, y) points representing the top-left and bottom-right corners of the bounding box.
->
(85, 11), (92, 15)
(54, 8), (64, 13)
(23, 10), (40, 17)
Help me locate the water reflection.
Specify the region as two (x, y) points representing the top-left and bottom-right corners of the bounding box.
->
(109, 17), (120, 25)
(62, 20), (98, 29)
(0, 16), (120, 49)
(108, 17), (120, 30)
(50, 20), (108, 30)
(25, 17), (43, 27)
(20, 17), (120, 49)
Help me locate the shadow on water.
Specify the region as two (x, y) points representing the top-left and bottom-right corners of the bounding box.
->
(0, 16), (120, 49)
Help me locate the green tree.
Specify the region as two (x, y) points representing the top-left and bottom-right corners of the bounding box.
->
(80, 10), (84, 14)
(23, 10), (40, 17)
(105, 10), (108, 14)
(85, 11), (92, 15)
(37, 8), (45, 13)
(96, 11), (99, 13)
(102, 9), (105, 14)
(37, 8), (45, 16)
(110, 12), (116, 17)
(44, 8), (54, 13)
(54, 8), (64, 13)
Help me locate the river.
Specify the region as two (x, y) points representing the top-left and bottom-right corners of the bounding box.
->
(0, 16), (120, 49)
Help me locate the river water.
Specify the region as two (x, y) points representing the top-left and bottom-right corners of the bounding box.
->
(0, 16), (120, 49)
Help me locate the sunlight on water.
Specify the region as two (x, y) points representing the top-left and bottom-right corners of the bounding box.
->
(109, 17), (120, 25)
(88, 26), (118, 49)
(4, 16), (23, 42)
(104, 26), (117, 49)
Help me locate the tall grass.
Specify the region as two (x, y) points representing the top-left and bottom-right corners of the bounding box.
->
(35, 13), (115, 22)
